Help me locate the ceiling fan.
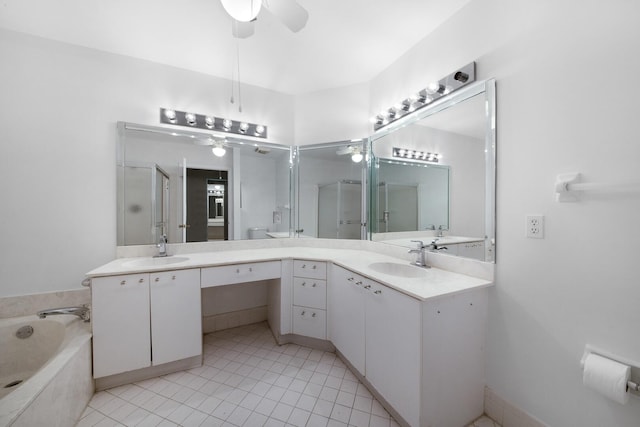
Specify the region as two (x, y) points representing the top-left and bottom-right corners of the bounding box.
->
(220, 0), (309, 38)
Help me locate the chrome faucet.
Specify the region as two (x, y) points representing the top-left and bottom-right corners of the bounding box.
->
(37, 306), (90, 322)
(437, 225), (448, 237)
(408, 239), (449, 268)
(156, 234), (168, 257)
(408, 240), (430, 268)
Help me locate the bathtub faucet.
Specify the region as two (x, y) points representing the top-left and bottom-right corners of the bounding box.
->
(37, 306), (90, 322)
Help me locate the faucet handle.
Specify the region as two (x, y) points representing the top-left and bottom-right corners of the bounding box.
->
(410, 239), (425, 248)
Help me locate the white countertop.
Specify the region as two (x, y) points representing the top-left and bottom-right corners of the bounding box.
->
(87, 246), (492, 301)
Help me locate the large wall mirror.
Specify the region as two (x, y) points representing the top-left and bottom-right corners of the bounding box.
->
(117, 123), (292, 246)
(296, 141), (367, 239)
(369, 79), (496, 262)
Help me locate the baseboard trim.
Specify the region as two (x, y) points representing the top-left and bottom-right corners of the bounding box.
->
(95, 355), (202, 391)
(484, 386), (548, 427)
(202, 306), (268, 333)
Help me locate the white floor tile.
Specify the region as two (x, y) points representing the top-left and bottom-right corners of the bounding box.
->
(75, 322), (401, 427)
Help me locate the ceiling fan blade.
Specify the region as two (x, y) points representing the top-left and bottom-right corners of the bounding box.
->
(263, 0), (308, 33)
(232, 20), (255, 38)
(336, 146), (353, 155)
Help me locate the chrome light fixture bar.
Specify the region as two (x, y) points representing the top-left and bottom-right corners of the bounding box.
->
(392, 147), (441, 163)
(371, 62), (475, 131)
(160, 108), (267, 139)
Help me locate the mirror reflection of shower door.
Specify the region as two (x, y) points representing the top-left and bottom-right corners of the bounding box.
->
(379, 183), (418, 232)
(318, 181), (361, 239)
(153, 166), (170, 243)
(337, 181), (361, 239)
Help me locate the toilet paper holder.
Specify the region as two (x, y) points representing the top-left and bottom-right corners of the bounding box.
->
(581, 345), (640, 396)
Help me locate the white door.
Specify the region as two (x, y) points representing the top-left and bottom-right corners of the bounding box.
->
(150, 269), (202, 366)
(92, 273), (151, 378)
(328, 266), (366, 374)
(365, 282), (421, 427)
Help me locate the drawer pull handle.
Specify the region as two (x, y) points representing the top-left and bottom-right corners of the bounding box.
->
(155, 277), (160, 282)
(312, 283), (316, 288)
(138, 278), (144, 283)
(301, 311), (306, 316)
(355, 281), (363, 286)
(236, 269), (240, 273)
(347, 277), (354, 282)
(172, 275), (176, 280)
(374, 290), (382, 295)
(364, 285), (371, 289)
(301, 282), (306, 287)
(312, 312), (316, 318)
(249, 267), (253, 272)
(302, 264), (306, 268)
(312, 265), (317, 270)
(120, 280), (126, 286)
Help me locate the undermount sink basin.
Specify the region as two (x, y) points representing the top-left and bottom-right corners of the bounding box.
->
(368, 262), (428, 278)
(123, 256), (190, 267)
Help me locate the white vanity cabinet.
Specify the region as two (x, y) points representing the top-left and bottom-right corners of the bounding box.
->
(91, 268), (202, 379)
(330, 264), (485, 427)
(328, 266), (366, 374)
(291, 260), (327, 339)
(92, 273), (151, 378)
(149, 269), (202, 365)
(365, 280), (421, 427)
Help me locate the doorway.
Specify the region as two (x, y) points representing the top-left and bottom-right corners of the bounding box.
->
(186, 169), (228, 242)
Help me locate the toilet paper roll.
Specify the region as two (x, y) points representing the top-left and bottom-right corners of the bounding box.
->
(583, 353), (630, 404)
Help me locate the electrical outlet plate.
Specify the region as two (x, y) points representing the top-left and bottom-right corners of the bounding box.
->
(526, 215), (544, 238)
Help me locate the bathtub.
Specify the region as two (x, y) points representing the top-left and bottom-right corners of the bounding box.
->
(0, 314), (93, 427)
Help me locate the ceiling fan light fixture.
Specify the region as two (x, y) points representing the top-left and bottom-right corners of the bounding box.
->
(212, 141), (227, 157)
(220, 0), (262, 22)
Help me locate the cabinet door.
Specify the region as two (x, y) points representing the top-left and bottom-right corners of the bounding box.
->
(150, 269), (202, 366)
(328, 266), (365, 374)
(92, 273), (151, 378)
(365, 283), (421, 427)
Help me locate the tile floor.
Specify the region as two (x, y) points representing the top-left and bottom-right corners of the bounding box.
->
(76, 322), (499, 427)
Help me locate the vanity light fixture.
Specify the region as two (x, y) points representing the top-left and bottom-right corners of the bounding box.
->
(159, 108), (268, 139)
(392, 147), (441, 163)
(371, 62), (475, 131)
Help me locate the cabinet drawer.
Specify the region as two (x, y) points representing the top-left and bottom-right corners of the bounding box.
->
(292, 306), (326, 340)
(201, 261), (281, 287)
(293, 260), (326, 279)
(293, 277), (326, 309)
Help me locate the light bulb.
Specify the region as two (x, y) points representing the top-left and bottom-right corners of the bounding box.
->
(164, 109), (177, 121)
(239, 122), (249, 133)
(255, 125), (265, 135)
(185, 112), (197, 125)
(205, 116), (214, 128)
(222, 119), (232, 130)
(220, 0), (262, 22)
(425, 82), (443, 95)
(351, 152), (363, 163)
(212, 145), (226, 157)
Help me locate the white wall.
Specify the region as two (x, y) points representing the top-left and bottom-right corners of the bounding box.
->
(370, 0), (640, 425)
(294, 83), (371, 145)
(0, 29), (293, 297)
